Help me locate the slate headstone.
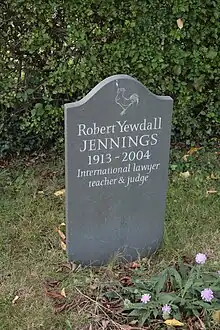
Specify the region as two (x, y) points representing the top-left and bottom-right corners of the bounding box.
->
(64, 74), (173, 265)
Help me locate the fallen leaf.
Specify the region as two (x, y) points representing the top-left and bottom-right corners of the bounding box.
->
(45, 290), (65, 300)
(55, 227), (66, 242)
(164, 319), (184, 326)
(120, 276), (133, 286)
(213, 310), (220, 323)
(12, 295), (19, 304)
(60, 240), (66, 251)
(180, 171), (190, 178)
(177, 18), (183, 29)
(210, 173), (218, 179)
(56, 223), (66, 251)
(188, 147), (201, 155)
(183, 147), (201, 161)
(21, 70), (25, 80)
(206, 190), (217, 197)
(183, 154), (189, 162)
(54, 189), (65, 196)
(45, 279), (60, 288)
(60, 288), (66, 297)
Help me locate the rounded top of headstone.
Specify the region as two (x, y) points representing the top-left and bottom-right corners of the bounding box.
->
(65, 74), (172, 109)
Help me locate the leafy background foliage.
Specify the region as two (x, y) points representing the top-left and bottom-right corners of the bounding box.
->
(0, 0), (219, 156)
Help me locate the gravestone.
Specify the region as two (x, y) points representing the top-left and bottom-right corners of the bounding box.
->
(64, 74), (173, 265)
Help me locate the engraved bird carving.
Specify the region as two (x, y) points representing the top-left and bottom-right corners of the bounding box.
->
(115, 88), (139, 116)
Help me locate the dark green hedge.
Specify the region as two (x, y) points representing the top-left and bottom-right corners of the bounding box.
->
(1, 0), (219, 156)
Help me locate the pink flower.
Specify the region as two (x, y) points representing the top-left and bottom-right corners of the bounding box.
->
(195, 253), (207, 264)
(162, 304), (171, 314)
(201, 288), (214, 302)
(141, 294), (151, 303)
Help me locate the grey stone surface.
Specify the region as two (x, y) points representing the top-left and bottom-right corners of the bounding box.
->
(64, 74), (173, 265)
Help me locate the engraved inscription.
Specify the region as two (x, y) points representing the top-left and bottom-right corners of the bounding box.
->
(76, 117), (162, 188)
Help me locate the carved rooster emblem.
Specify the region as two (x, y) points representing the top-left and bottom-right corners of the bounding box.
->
(115, 87), (139, 116)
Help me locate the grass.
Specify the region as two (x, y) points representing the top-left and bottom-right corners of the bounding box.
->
(0, 149), (220, 329)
